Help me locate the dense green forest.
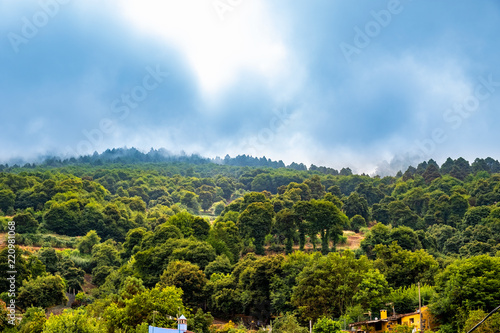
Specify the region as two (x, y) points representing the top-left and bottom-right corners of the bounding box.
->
(1, 152), (500, 333)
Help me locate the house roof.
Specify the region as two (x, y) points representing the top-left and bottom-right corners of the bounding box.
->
(179, 315), (187, 320)
(349, 309), (424, 327)
(148, 326), (194, 333)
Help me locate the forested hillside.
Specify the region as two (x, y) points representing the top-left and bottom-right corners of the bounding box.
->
(1, 155), (500, 333)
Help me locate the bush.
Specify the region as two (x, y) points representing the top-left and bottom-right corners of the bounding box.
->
(71, 292), (94, 308)
(13, 213), (39, 233)
(461, 309), (500, 333)
(209, 320), (247, 333)
(18, 275), (67, 309)
(350, 215), (367, 233)
(312, 317), (342, 333)
(16, 233), (78, 248)
(69, 255), (93, 273)
(77, 230), (101, 254)
(188, 308), (214, 333)
(43, 309), (104, 333)
(60, 249), (94, 274)
(338, 235), (348, 245)
(273, 313), (308, 333)
(213, 202), (226, 216)
(18, 307), (45, 333)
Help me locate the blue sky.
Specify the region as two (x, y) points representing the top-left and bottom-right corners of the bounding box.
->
(1, 0), (500, 174)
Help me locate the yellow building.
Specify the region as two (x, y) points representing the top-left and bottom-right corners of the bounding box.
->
(349, 306), (438, 332)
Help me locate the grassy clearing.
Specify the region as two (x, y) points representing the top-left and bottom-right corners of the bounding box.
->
(337, 230), (365, 250)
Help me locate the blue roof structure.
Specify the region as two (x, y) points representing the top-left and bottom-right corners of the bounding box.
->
(148, 326), (180, 333)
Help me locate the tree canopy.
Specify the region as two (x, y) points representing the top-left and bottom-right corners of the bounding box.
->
(1, 155), (500, 332)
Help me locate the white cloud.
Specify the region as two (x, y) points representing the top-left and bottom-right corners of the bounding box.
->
(117, 0), (290, 100)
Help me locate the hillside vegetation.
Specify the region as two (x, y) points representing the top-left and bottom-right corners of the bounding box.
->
(1, 153), (500, 332)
